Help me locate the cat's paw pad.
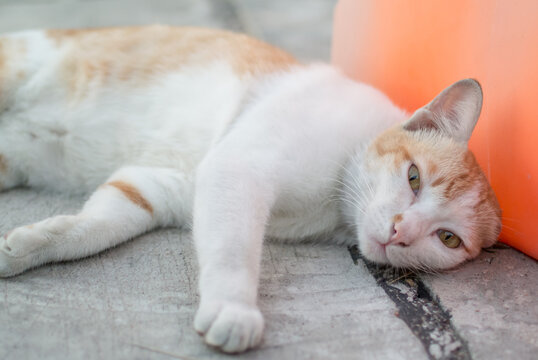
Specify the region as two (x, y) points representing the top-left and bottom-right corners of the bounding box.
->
(194, 301), (264, 353)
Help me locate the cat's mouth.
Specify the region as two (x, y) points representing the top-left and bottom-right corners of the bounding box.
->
(359, 229), (392, 264)
(366, 238), (390, 264)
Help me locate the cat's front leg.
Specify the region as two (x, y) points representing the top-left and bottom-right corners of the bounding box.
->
(193, 146), (275, 353)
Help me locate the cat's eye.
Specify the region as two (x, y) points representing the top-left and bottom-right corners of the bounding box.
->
(408, 164), (420, 195)
(437, 230), (462, 248)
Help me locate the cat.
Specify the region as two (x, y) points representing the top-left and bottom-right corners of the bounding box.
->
(0, 26), (501, 353)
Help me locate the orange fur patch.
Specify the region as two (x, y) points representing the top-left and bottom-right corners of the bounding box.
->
(430, 177), (444, 187)
(471, 174), (502, 248)
(106, 180), (153, 214)
(436, 151), (481, 200)
(427, 162), (438, 176)
(47, 26), (299, 96)
(373, 129), (412, 167)
(437, 151), (501, 251)
(0, 37), (27, 99)
(423, 149), (500, 250)
(393, 213), (403, 223)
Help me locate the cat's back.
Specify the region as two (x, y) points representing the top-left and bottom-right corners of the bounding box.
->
(45, 26), (297, 86)
(0, 26), (299, 191)
(1, 26), (298, 121)
(1, 25), (297, 91)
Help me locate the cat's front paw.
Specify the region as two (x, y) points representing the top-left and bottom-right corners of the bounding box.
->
(194, 301), (264, 353)
(0, 216), (78, 277)
(0, 224), (51, 277)
(0, 230), (32, 277)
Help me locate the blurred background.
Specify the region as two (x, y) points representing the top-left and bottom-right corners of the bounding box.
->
(0, 0), (336, 61)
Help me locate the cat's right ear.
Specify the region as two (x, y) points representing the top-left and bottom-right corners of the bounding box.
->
(403, 79), (483, 144)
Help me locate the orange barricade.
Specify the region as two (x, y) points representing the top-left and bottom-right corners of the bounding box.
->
(332, 0), (538, 259)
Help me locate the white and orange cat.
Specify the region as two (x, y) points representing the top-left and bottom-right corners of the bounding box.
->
(0, 26), (500, 353)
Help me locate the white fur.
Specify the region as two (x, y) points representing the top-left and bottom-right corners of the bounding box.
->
(0, 29), (491, 353)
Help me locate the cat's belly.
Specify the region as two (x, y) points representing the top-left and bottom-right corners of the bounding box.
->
(4, 62), (252, 193)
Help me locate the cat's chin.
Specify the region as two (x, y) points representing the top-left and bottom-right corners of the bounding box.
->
(358, 239), (391, 265)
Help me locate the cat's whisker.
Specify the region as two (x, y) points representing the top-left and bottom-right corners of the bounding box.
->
(327, 195), (366, 215)
(351, 156), (375, 198)
(501, 217), (523, 224)
(500, 224), (525, 236)
(339, 158), (375, 200)
(333, 178), (364, 205)
(333, 187), (370, 217)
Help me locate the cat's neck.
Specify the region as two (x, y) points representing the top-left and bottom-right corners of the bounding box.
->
(263, 64), (408, 227)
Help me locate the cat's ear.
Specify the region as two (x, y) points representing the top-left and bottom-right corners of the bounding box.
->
(403, 79), (483, 143)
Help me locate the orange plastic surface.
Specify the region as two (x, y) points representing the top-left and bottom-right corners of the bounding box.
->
(332, 0), (538, 259)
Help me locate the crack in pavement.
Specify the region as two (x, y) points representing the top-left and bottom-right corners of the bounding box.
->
(348, 245), (472, 360)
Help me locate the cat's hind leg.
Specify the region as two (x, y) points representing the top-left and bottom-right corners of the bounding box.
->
(0, 166), (192, 277)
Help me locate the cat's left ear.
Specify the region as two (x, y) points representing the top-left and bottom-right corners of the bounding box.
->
(403, 79), (483, 144)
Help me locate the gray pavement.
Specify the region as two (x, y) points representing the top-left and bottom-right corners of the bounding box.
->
(0, 1), (537, 359)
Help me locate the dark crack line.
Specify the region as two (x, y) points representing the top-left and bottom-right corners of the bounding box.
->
(348, 245), (472, 360)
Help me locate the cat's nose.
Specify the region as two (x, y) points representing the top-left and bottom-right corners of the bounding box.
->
(389, 223), (410, 247)
(391, 223), (398, 238)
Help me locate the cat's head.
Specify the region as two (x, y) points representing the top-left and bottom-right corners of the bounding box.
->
(347, 79), (501, 271)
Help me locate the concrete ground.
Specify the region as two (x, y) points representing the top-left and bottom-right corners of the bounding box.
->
(0, 1), (536, 359)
